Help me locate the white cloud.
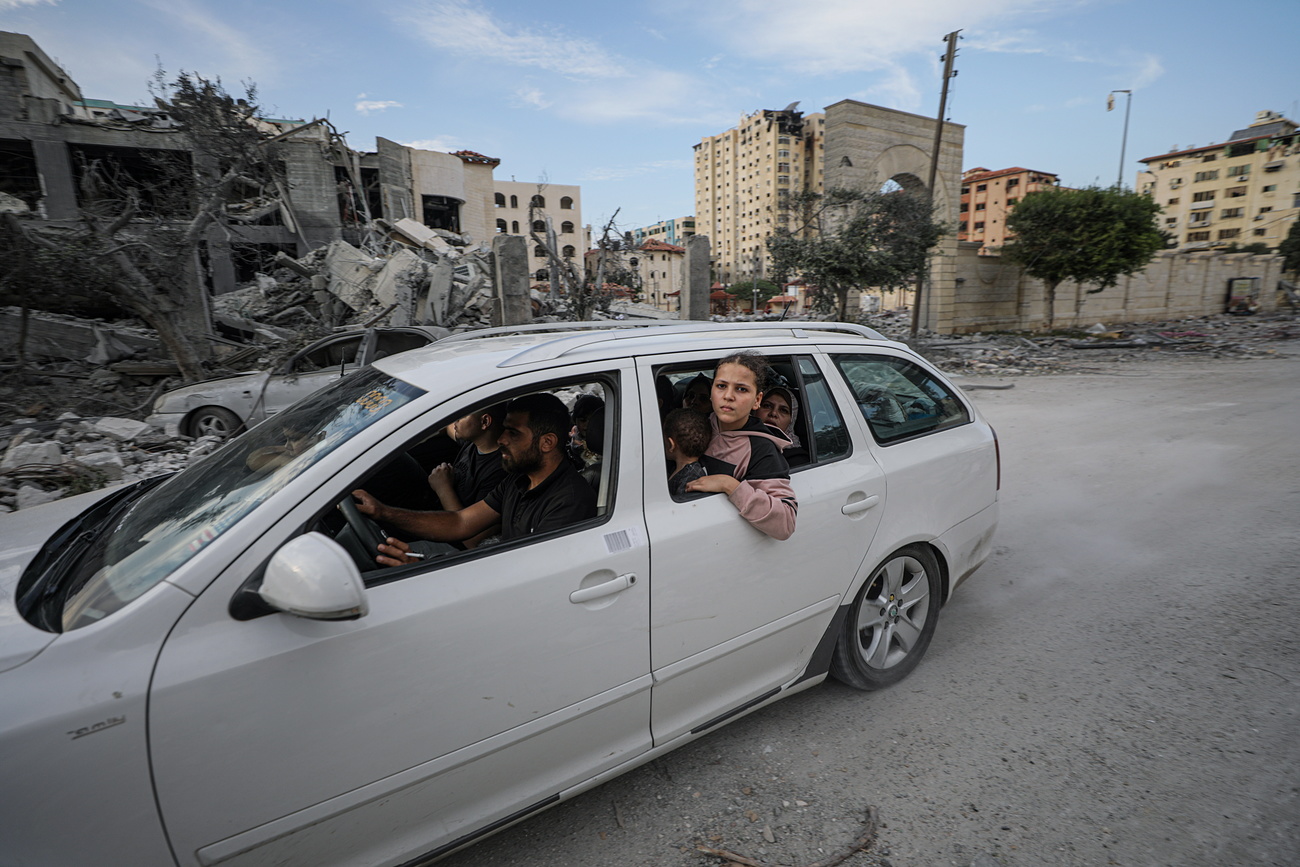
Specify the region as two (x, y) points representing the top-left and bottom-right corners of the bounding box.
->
(965, 29), (1049, 55)
(355, 95), (403, 115)
(1130, 54), (1165, 90)
(693, 0), (1053, 75)
(0, 0), (57, 9)
(138, 0), (275, 78)
(514, 87), (552, 110)
(395, 0), (629, 80)
(582, 159), (694, 183)
(402, 136), (467, 152)
(561, 69), (732, 127)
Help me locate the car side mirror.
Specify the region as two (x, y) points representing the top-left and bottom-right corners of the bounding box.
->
(258, 532), (370, 620)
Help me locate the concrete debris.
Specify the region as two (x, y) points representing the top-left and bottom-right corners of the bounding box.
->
(209, 219), (500, 340)
(0, 191), (31, 214)
(0, 415), (202, 512)
(863, 311), (1299, 378)
(1, 306), (160, 363)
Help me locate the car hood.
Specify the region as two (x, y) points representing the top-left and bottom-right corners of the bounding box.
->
(0, 488), (118, 673)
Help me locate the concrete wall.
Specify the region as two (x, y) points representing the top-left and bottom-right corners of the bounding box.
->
(947, 243), (1284, 332)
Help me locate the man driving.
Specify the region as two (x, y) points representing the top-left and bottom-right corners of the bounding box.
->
(352, 392), (597, 567)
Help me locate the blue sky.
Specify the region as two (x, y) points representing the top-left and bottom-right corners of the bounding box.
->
(4, 0), (1298, 235)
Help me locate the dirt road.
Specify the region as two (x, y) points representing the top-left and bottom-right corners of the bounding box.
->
(441, 349), (1300, 867)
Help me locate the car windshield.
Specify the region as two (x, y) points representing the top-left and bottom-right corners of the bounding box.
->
(43, 368), (424, 632)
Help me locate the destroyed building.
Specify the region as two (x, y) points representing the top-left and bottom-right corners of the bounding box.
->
(0, 31), (581, 304)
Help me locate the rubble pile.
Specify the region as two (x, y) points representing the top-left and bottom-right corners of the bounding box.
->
(213, 219), (500, 344)
(0, 414), (213, 513)
(866, 311), (1300, 377)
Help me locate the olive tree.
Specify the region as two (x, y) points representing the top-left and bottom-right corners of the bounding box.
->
(1002, 185), (1166, 330)
(767, 188), (943, 321)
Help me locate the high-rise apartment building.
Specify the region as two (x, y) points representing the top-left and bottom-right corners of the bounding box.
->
(958, 167), (1060, 253)
(492, 181), (585, 281)
(694, 105), (825, 283)
(1138, 110), (1299, 251)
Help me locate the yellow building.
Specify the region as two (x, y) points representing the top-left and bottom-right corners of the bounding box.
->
(1138, 110), (1300, 251)
(694, 105), (824, 283)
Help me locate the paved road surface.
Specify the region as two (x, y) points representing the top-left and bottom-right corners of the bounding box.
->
(442, 351), (1300, 867)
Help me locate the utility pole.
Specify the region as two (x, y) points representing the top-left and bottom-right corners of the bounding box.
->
(912, 29), (960, 338)
(752, 248), (760, 316)
(1109, 89), (1133, 189)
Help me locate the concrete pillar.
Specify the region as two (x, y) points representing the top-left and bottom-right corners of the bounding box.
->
(683, 235), (711, 321)
(206, 240), (237, 296)
(30, 139), (78, 220)
(492, 234), (532, 326)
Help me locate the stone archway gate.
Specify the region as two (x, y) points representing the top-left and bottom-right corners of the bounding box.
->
(823, 100), (965, 331)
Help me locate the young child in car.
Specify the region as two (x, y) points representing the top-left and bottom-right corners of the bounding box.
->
(685, 352), (797, 540)
(663, 408), (711, 498)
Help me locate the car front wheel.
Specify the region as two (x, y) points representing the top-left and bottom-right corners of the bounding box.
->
(186, 406), (244, 440)
(831, 544), (941, 690)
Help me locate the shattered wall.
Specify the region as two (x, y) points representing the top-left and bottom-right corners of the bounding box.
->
(948, 244), (1284, 332)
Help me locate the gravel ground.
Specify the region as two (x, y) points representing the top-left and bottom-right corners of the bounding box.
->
(439, 340), (1300, 867)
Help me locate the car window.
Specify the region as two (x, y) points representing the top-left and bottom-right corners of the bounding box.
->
(316, 374), (618, 584)
(373, 331), (433, 360)
(831, 354), (969, 444)
(652, 354), (847, 493)
(294, 336), (363, 373)
(796, 356), (850, 462)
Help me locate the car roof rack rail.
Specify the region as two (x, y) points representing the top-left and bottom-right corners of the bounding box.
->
(439, 320), (676, 345)
(493, 320), (891, 368)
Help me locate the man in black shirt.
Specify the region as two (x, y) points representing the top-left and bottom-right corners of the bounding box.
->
(353, 392), (597, 566)
(428, 402), (508, 549)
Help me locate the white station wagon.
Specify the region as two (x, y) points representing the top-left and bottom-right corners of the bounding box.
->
(0, 321), (999, 867)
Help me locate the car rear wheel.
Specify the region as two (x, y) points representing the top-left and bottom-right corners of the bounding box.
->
(831, 544), (941, 690)
(186, 406), (243, 440)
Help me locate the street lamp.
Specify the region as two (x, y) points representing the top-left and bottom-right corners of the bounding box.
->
(1108, 89), (1133, 189)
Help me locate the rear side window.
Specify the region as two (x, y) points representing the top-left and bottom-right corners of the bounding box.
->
(373, 331), (433, 359)
(832, 355), (969, 444)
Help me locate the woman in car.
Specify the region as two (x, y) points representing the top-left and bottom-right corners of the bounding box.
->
(756, 385), (810, 468)
(686, 352), (797, 540)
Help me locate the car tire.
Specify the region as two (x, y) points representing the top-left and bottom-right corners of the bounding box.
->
(830, 544), (941, 691)
(186, 406), (244, 440)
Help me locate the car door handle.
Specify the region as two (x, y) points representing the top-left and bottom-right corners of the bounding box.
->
(841, 495), (881, 516)
(570, 573), (637, 604)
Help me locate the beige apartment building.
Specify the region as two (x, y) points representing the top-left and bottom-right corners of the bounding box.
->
(1138, 110), (1300, 251)
(694, 105), (825, 283)
(493, 181), (585, 281)
(958, 167), (1059, 253)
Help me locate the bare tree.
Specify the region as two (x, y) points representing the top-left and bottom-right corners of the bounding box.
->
(13, 71), (287, 381)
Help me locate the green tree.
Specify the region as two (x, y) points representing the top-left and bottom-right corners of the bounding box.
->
(1002, 185), (1166, 329)
(732, 278), (784, 311)
(1278, 220), (1300, 274)
(767, 188), (943, 321)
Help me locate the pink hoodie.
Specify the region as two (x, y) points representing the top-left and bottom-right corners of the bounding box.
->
(701, 414), (798, 540)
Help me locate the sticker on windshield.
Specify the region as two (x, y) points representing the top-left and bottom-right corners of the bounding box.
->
(355, 389), (394, 414)
(603, 526), (645, 554)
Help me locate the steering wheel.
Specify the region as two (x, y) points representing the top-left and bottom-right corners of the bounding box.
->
(339, 495), (389, 559)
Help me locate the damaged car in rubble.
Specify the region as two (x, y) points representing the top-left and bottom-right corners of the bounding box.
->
(147, 325), (449, 439)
